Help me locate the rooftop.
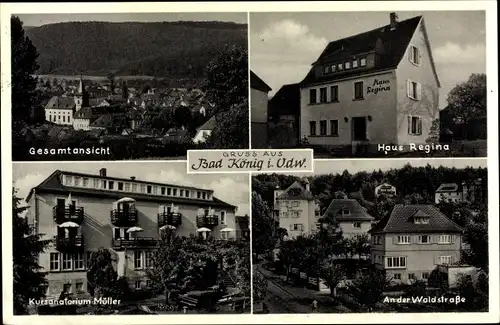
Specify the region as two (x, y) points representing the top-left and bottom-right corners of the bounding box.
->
(250, 70), (272, 93)
(323, 198), (375, 221)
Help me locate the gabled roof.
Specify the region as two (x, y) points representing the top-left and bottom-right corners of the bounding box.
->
(268, 83), (301, 117)
(26, 170), (235, 210)
(91, 114), (114, 128)
(45, 96), (75, 110)
(276, 180), (314, 201)
(436, 183), (460, 193)
(370, 204), (463, 234)
(323, 199), (374, 221)
(250, 71), (272, 92)
(300, 15), (437, 86)
(197, 115), (217, 131)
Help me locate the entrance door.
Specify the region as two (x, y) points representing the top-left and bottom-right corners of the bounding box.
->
(352, 117), (367, 141)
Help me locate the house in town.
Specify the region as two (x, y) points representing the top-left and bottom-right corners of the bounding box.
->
(299, 13), (440, 152)
(375, 183), (397, 198)
(235, 215), (250, 242)
(250, 71), (272, 149)
(322, 194), (374, 239)
(273, 179), (321, 239)
(44, 96), (76, 126)
(434, 183), (462, 204)
(370, 204), (463, 284)
(193, 115), (217, 144)
(25, 168), (238, 299)
(268, 83), (301, 147)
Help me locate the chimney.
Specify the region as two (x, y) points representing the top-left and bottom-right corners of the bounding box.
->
(99, 168), (107, 177)
(390, 12), (398, 30)
(303, 178), (311, 192)
(130, 176), (136, 181)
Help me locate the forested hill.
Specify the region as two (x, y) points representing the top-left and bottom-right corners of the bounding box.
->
(26, 21), (247, 78)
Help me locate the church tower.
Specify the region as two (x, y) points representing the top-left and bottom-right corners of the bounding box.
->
(74, 75), (89, 111)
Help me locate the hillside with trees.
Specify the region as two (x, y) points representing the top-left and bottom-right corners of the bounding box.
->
(25, 21), (248, 81)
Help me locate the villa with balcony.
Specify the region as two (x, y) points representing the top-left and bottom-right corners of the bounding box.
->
(25, 168), (239, 298)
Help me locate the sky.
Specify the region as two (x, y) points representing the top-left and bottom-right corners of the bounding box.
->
(17, 12), (248, 26)
(250, 11), (486, 109)
(281, 158), (487, 177)
(12, 162), (250, 215)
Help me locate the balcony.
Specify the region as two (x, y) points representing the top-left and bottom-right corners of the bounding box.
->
(53, 205), (84, 224)
(110, 208), (138, 227)
(56, 235), (84, 252)
(157, 212), (182, 228)
(196, 215), (219, 228)
(111, 237), (158, 250)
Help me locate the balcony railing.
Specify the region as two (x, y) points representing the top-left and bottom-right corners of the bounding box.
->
(157, 212), (182, 228)
(110, 208), (138, 227)
(112, 237), (158, 250)
(53, 206), (84, 224)
(196, 215), (219, 228)
(55, 235), (84, 252)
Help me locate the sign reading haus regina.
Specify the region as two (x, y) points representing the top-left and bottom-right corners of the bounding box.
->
(187, 149), (314, 173)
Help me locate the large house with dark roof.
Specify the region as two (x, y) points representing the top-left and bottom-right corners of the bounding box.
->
(250, 71), (272, 149)
(300, 13), (440, 150)
(25, 168), (238, 298)
(268, 83), (301, 147)
(370, 204), (463, 284)
(273, 179), (320, 239)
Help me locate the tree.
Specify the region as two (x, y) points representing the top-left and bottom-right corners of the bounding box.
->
(251, 192), (276, 256)
(348, 267), (390, 311)
(86, 249), (119, 299)
(206, 99), (249, 149)
(106, 72), (116, 92)
(347, 234), (371, 260)
(203, 45), (248, 115)
(253, 272), (268, 305)
(13, 189), (50, 315)
(462, 217), (488, 271)
(173, 106), (193, 129)
(446, 73), (486, 139)
(11, 16), (40, 126)
(318, 262), (346, 297)
(426, 118), (441, 143)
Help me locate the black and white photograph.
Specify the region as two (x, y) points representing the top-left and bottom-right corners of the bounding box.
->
(250, 11), (487, 158)
(12, 162), (250, 314)
(11, 13), (249, 161)
(252, 159), (488, 313)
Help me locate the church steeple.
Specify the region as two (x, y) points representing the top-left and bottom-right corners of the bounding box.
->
(75, 74), (89, 111)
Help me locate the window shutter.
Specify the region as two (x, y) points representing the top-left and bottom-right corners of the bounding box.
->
(416, 83), (422, 100)
(407, 116), (412, 134)
(408, 46), (413, 63)
(418, 48), (422, 65)
(451, 234), (455, 244)
(406, 80), (411, 98)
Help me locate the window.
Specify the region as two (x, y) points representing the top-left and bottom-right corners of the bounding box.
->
(323, 66), (330, 74)
(414, 216), (429, 224)
(221, 211), (227, 225)
(393, 273), (402, 280)
(439, 235), (452, 244)
(82, 178), (89, 187)
(319, 87), (327, 103)
(130, 183), (136, 192)
(173, 188), (177, 196)
(140, 184), (146, 193)
(352, 59), (358, 68)
(76, 282), (84, 293)
(62, 253), (72, 270)
(161, 187), (166, 195)
(185, 190), (190, 198)
(409, 45), (420, 65)
(330, 120), (339, 136)
(397, 235), (410, 244)
(345, 61), (351, 69)
(124, 183), (130, 192)
(101, 180), (107, 189)
(330, 64), (336, 73)
(180, 189), (184, 197)
(74, 177), (81, 186)
(354, 82), (364, 99)
(408, 116), (423, 135)
(134, 251), (143, 269)
(74, 252), (84, 270)
(407, 80), (421, 100)
(439, 256), (452, 265)
(309, 89), (317, 104)
(342, 209), (351, 215)
(292, 224), (304, 231)
(135, 280), (142, 290)
(92, 178), (99, 189)
(422, 272), (429, 279)
(50, 252), (60, 271)
(63, 283), (72, 294)
(386, 256), (407, 269)
(113, 228), (121, 239)
(117, 182), (124, 191)
(152, 186), (158, 195)
(197, 191), (201, 199)
(147, 185), (152, 194)
(408, 273), (416, 280)
(108, 181), (114, 190)
(319, 120), (327, 136)
(145, 251), (154, 268)
(418, 235), (430, 244)
(360, 58), (367, 67)
(337, 63), (343, 71)
(330, 86), (338, 102)
(167, 188), (172, 195)
(309, 121), (317, 136)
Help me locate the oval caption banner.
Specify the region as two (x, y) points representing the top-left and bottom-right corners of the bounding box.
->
(187, 149), (314, 174)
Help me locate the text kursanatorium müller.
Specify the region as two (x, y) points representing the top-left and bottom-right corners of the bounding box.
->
(29, 297), (121, 306)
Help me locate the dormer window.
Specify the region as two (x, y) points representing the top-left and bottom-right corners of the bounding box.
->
(324, 66), (330, 74)
(337, 63), (343, 71)
(330, 65), (336, 73)
(74, 177), (81, 186)
(352, 59), (358, 68)
(360, 58), (367, 67)
(414, 217), (430, 224)
(345, 61), (351, 69)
